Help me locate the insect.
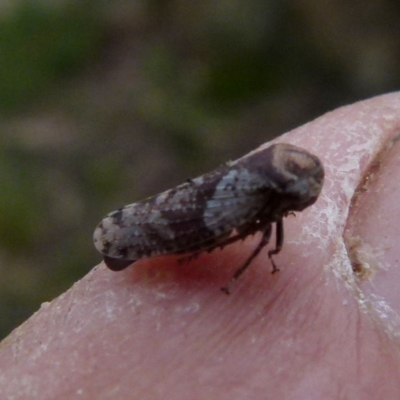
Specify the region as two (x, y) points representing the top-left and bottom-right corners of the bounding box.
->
(93, 143), (324, 293)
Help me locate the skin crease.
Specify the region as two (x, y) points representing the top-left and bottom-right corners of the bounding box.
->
(1, 93), (400, 399)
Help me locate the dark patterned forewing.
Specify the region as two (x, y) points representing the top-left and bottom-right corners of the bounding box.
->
(93, 164), (274, 270)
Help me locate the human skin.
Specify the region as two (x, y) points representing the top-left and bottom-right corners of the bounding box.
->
(1, 93), (400, 399)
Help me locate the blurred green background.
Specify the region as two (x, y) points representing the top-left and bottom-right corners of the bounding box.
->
(0, 0), (399, 339)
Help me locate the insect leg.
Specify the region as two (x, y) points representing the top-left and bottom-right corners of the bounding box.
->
(268, 218), (283, 274)
(221, 225), (272, 295)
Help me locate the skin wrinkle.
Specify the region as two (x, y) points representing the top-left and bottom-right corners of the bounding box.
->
(278, 105), (400, 342)
(343, 135), (400, 338)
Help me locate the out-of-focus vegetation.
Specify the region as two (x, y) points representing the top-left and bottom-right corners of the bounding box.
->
(0, 0), (399, 339)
